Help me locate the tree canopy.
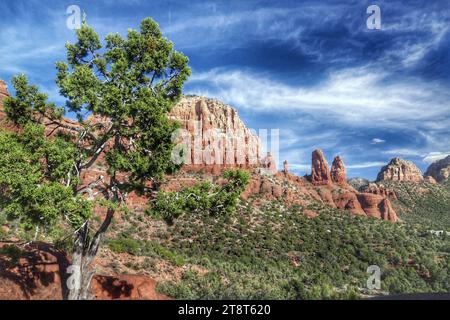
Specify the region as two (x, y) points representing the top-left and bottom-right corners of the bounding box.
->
(0, 17), (191, 299)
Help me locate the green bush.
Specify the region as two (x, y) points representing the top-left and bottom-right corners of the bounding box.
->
(108, 238), (141, 255)
(147, 169), (250, 222)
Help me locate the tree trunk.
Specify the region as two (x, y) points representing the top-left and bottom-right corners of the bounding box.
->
(67, 208), (115, 300)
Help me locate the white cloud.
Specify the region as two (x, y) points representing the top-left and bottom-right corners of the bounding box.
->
(187, 67), (450, 129)
(288, 163), (311, 171)
(382, 149), (424, 157)
(383, 11), (450, 68)
(422, 152), (450, 164)
(346, 162), (386, 169)
(371, 138), (386, 144)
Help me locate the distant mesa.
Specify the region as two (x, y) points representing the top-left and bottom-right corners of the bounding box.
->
(376, 157), (424, 182)
(425, 155), (450, 183)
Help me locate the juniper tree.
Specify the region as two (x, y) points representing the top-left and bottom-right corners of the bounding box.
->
(1, 18), (190, 299)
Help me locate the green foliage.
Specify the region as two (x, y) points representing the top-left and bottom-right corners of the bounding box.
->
(210, 169), (250, 215)
(109, 237), (141, 255)
(107, 235), (184, 266)
(148, 202), (450, 299)
(0, 127), (91, 231)
(56, 18), (191, 181)
(147, 169), (250, 223)
(386, 181), (450, 230)
(3, 75), (63, 126)
(1, 17), (190, 241)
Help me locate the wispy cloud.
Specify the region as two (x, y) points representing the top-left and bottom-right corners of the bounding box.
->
(383, 149), (424, 157)
(346, 162), (386, 169)
(187, 67), (450, 129)
(422, 151), (450, 164)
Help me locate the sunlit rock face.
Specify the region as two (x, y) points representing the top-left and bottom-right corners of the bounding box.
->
(310, 149), (331, 185)
(0, 80), (8, 105)
(376, 157), (424, 182)
(169, 96), (262, 170)
(330, 155), (347, 186)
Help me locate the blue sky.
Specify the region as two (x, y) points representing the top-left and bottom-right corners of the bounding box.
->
(1, 0), (449, 179)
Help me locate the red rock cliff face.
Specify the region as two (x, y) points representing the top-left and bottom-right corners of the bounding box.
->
(377, 157), (423, 182)
(330, 155), (347, 185)
(168, 96), (262, 171)
(425, 155), (450, 183)
(0, 80), (8, 101)
(311, 149), (331, 185)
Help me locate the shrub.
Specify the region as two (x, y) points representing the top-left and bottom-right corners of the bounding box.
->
(108, 238), (141, 255)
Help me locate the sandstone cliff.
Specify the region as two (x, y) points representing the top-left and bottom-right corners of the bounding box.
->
(168, 96), (262, 172)
(425, 155), (450, 183)
(376, 157), (424, 182)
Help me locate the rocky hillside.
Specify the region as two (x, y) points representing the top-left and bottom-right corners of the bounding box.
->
(425, 155), (450, 183)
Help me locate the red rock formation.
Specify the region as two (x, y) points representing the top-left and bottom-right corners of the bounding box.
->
(332, 192), (366, 216)
(363, 183), (397, 200)
(169, 96), (262, 169)
(0, 79), (399, 223)
(425, 155), (450, 183)
(330, 155), (347, 185)
(311, 149), (331, 185)
(0, 80), (8, 101)
(0, 243), (169, 300)
(379, 198), (398, 222)
(261, 152), (277, 174)
(352, 193), (397, 222)
(283, 160), (288, 174)
(377, 157), (423, 182)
